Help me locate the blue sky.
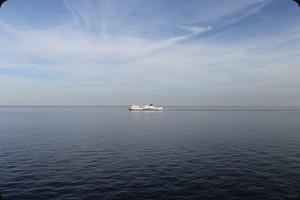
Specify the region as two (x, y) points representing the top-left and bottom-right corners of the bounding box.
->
(0, 0), (300, 105)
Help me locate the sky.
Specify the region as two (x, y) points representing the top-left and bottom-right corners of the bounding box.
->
(0, 0), (300, 106)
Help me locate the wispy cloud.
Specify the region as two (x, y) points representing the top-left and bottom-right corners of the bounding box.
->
(181, 26), (212, 35)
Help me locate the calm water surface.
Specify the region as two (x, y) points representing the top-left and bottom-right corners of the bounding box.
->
(0, 106), (300, 200)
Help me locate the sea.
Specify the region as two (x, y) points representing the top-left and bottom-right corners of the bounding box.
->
(0, 106), (300, 200)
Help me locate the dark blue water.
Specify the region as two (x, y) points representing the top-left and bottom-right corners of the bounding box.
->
(0, 106), (300, 200)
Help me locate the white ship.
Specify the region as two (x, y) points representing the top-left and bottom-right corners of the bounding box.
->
(129, 104), (163, 111)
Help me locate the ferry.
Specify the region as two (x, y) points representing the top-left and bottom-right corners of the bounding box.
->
(129, 104), (163, 111)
